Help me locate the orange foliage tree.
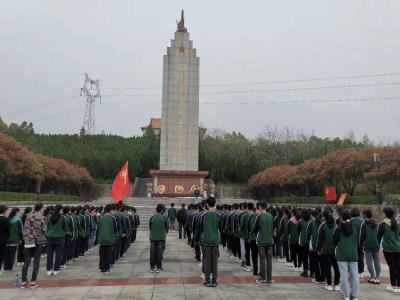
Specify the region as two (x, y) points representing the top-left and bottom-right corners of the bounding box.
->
(250, 146), (400, 199)
(0, 132), (94, 196)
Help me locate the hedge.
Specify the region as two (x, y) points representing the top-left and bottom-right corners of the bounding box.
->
(0, 191), (85, 204)
(264, 195), (379, 205)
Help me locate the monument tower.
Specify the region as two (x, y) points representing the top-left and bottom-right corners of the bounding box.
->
(150, 10), (208, 197)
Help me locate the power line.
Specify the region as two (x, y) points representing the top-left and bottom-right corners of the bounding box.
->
(102, 81), (400, 98)
(7, 95), (80, 117)
(100, 96), (400, 106)
(101, 71), (400, 91)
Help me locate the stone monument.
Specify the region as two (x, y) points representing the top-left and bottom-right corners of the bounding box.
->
(150, 10), (208, 197)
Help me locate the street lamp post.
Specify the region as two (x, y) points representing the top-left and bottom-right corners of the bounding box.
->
(373, 153), (383, 204)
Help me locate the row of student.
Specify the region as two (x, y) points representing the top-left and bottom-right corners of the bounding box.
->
(176, 201), (400, 297)
(0, 202), (140, 288)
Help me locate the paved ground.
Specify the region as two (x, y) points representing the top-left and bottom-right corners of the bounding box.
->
(0, 231), (397, 300)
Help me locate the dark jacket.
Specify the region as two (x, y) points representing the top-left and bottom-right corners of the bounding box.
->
(0, 216), (10, 245)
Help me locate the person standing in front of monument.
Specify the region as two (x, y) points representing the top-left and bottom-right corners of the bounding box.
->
(253, 201), (274, 284)
(200, 197), (220, 287)
(177, 203), (187, 239)
(149, 204), (169, 273)
(98, 204), (116, 274)
(168, 203), (177, 232)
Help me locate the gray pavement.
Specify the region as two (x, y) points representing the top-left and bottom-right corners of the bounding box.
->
(0, 231), (397, 300)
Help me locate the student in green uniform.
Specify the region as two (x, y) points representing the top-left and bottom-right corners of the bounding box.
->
(240, 203), (252, 272)
(248, 202), (259, 278)
(297, 209), (311, 277)
(378, 207), (400, 293)
(4, 208), (22, 271)
(350, 208), (364, 276)
(333, 209), (359, 300)
(149, 204), (169, 273)
(168, 203), (177, 232)
(360, 209), (381, 284)
(253, 201), (274, 284)
(280, 208), (291, 267)
(71, 206), (80, 260)
(200, 197), (221, 287)
(60, 206), (72, 269)
(98, 204), (116, 274)
(46, 204), (66, 275)
(307, 209), (324, 283)
(317, 208), (340, 291)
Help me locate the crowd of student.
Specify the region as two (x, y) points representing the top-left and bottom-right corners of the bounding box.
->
(2, 197), (400, 299)
(175, 200), (400, 299)
(0, 202), (140, 288)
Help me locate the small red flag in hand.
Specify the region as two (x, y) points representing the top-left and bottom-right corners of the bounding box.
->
(110, 162), (129, 203)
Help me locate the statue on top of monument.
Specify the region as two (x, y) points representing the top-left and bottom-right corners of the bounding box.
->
(176, 10), (187, 33)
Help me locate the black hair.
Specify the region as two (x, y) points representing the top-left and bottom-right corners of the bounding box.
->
(292, 209), (301, 220)
(383, 207), (397, 231)
(181, 203), (185, 208)
(50, 204), (63, 224)
(34, 203), (43, 212)
(301, 209), (311, 222)
(22, 207), (32, 223)
(8, 207), (20, 220)
(340, 209), (353, 236)
(104, 204), (113, 213)
(63, 206), (70, 215)
(207, 197), (216, 208)
(247, 202), (254, 210)
(171, 203), (175, 207)
(233, 203), (239, 210)
(156, 204), (164, 213)
(259, 201), (267, 210)
(284, 208), (291, 217)
(0, 205), (7, 214)
(351, 207), (360, 218)
(322, 209), (335, 228)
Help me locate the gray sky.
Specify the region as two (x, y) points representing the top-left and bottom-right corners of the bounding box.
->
(1, 0), (400, 141)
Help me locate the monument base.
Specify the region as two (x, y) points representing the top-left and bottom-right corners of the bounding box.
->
(150, 170), (209, 197)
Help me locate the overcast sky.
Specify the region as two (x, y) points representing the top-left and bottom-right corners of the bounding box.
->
(1, 0), (400, 141)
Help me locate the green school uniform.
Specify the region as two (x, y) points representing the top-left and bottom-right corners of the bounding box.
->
(201, 211), (221, 246)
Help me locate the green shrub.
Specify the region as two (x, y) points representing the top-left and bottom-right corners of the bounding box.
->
(0, 191), (84, 204)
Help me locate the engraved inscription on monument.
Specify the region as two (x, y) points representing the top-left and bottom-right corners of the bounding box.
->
(159, 10), (200, 171)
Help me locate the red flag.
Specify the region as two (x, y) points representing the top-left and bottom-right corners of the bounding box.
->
(324, 186), (337, 202)
(110, 162), (129, 203)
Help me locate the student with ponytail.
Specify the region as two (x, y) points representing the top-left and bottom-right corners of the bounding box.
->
(333, 209), (359, 300)
(360, 209), (381, 284)
(378, 207), (400, 293)
(4, 207), (23, 271)
(316, 208), (340, 291)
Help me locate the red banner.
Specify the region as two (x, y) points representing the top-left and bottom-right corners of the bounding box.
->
(110, 162), (129, 203)
(324, 186), (337, 202)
